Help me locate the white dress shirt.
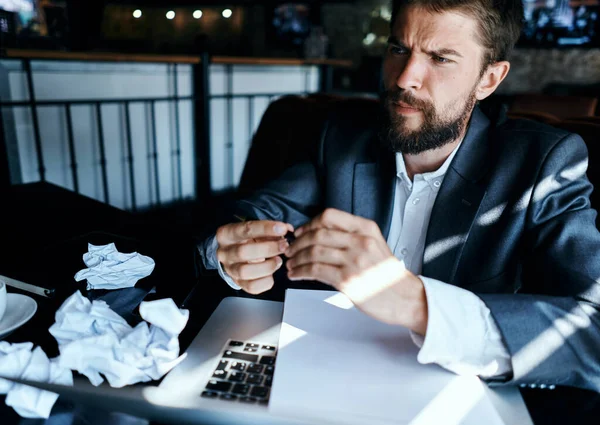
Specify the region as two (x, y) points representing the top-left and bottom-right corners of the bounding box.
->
(203, 145), (513, 379)
(388, 148), (512, 379)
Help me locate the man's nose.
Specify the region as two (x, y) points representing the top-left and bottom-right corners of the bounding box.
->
(395, 55), (424, 91)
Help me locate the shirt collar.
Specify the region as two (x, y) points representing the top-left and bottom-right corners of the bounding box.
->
(395, 141), (462, 190)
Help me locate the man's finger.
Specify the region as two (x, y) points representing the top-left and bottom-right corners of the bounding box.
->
(285, 228), (354, 258)
(217, 220), (294, 246)
(226, 256), (283, 281)
(218, 239), (288, 264)
(286, 245), (345, 270)
(238, 275), (275, 295)
(287, 262), (342, 288)
(295, 208), (379, 237)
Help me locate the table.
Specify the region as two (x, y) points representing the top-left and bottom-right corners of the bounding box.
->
(0, 182), (236, 424)
(1, 183), (600, 425)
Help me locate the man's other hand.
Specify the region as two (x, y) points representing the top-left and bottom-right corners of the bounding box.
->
(284, 208), (428, 334)
(216, 220), (294, 294)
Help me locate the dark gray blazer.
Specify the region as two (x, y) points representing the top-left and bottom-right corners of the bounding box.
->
(225, 102), (600, 391)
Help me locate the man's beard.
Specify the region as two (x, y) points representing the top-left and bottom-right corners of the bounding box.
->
(378, 88), (477, 155)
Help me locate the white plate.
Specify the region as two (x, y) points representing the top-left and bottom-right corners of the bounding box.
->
(0, 293), (38, 340)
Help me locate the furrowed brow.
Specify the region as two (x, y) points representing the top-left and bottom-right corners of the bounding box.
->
(428, 47), (463, 58)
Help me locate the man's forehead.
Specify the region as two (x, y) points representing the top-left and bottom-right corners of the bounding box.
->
(391, 6), (481, 51)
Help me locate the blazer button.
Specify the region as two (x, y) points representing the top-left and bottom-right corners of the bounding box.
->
(539, 384), (547, 389)
(519, 383), (527, 388)
(529, 383), (537, 389)
(549, 385), (556, 390)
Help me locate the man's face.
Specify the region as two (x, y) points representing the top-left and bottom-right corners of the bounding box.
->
(380, 6), (487, 154)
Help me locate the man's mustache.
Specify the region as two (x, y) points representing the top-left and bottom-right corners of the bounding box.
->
(384, 89), (431, 111)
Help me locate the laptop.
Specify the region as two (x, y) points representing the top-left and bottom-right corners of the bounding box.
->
(158, 296), (284, 412)
(157, 295), (534, 425)
(2, 295), (534, 425)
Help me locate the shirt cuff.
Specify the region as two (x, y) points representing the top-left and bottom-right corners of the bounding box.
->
(413, 276), (512, 379)
(199, 235), (242, 291)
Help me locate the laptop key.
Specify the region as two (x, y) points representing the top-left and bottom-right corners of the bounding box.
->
(216, 360), (228, 371)
(244, 347), (258, 353)
(264, 376), (273, 387)
(219, 393), (238, 401)
(259, 356), (276, 366)
(228, 372), (247, 382)
(246, 343), (260, 348)
(259, 399), (269, 406)
(201, 391), (219, 399)
(229, 341), (244, 347)
(231, 384), (250, 395)
(206, 380), (232, 392)
(251, 386), (269, 398)
(212, 370), (227, 378)
(247, 363), (264, 374)
(264, 365), (275, 376)
(223, 350), (259, 363)
(262, 345), (276, 351)
(246, 374), (263, 385)
(230, 361), (246, 371)
(239, 396), (257, 404)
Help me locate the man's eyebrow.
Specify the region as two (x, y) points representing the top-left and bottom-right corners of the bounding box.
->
(387, 37), (463, 58)
(428, 48), (463, 58)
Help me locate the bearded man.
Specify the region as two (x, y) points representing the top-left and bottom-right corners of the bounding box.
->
(199, 0), (600, 392)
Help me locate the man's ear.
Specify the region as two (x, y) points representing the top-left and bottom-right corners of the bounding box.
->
(475, 61), (510, 101)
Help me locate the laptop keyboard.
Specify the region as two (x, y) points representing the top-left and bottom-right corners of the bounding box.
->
(201, 339), (277, 405)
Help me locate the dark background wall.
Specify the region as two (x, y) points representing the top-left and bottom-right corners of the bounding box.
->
(12, 1), (600, 94)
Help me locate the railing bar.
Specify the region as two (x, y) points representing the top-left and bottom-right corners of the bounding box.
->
(123, 101), (137, 211)
(150, 100), (161, 206)
(226, 64), (235, 188)
(64, 103), (79, 193)
(0, 104), (11, 188)
(248, 96), (255, 150)
(304, 67), (310, 93)
(23, 59), (45, 182)
(209, 92), (305, 100)
(0, 96), (195, 107)
(0, 93), (313, 107)
(173, 64), (183, 200)
(95, 103), (110, 204)
(193, 51), (211, 202)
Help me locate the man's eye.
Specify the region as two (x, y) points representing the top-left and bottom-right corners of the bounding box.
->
(433, 55), (449, 64)
(389, 45), (408, 55)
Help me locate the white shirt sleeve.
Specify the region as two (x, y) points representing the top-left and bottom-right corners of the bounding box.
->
(410, 276), (513, 379)
(199, 235), (242, 290)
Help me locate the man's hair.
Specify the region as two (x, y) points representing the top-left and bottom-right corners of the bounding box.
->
(390, 0), (524, 68)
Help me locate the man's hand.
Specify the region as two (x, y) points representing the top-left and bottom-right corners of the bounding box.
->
(216, 220), (294, 294)
(284, 208), (428, 334)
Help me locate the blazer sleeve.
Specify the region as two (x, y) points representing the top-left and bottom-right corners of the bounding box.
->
(479, 133), (600, 391)
(231, 160), (323, 228)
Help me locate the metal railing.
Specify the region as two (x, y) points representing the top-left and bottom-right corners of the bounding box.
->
(1, 95), (195, 208)
(0, 53), (334, 210)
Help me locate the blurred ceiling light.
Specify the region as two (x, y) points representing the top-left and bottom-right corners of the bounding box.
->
(133, 9), (142, 19)
(166, 10), (175, 20)
(222, 9), (233, 18)
(363, 33), (377, 46)
(380, 7), (392, 21)
(193, 10), (203, 19)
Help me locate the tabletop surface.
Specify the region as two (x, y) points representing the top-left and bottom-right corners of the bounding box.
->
(1, 182), (600, 425)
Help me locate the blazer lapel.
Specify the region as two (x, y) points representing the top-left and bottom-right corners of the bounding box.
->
(422, 107), (491, 284)
(352, 144), (396, 240)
